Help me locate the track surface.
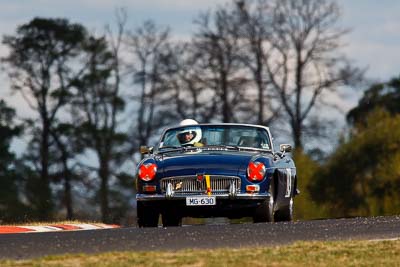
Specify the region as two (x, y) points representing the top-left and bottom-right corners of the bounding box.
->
(1, 216), (399, 260)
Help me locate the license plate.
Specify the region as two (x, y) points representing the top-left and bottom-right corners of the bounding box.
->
(186, 196), (216, 206)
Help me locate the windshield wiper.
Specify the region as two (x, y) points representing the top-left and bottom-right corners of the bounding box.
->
(159, 145), (181, 149)
(203, 145), (240, 151)
(158, 145), (200, 153)
(157, 146), (182, 154)
(236, 146), (272, 152)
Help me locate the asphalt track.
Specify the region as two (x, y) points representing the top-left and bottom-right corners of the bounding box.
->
(1, 216), (399, 260)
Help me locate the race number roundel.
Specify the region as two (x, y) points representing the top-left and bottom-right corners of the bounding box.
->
(138, 163), (157, 181)
(247, 162), (266, 181)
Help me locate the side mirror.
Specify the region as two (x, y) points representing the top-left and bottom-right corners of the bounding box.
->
(279, 144), (292, 153)
(140, 145), (153, 154)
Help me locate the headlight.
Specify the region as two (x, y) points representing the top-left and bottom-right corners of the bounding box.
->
(247, 162), (266, 182)
(138, 163), (157, 181)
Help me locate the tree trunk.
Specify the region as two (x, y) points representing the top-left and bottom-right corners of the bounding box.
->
(64, 175), (73, 220)
(39, 118), (52, 220)
(293, 45), (303, 150)
(51, 129), (74, 220)
(221, 71), (230, 123)
(99, 158), (110, 223)
(292, 121), (303, 150)
(256, 65), (264, 125)
(62, 157), (73, 220)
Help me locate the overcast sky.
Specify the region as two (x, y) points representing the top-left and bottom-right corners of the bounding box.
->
(1, 0), (400, 113)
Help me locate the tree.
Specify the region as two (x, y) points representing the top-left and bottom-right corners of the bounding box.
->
(347, 75), (400, 126)
(165, 43), (204, 121)
(2, 18), (87, 220)
(192, 8), (248, 123)
(291, 148), (328, 220)
(161, 42), (218, 123)
(126, 20), (176, 148)
(71, 29), (129, 223)
(265, 0), (360, 149)
(0, 100), (28, 222)
(310, 109), (400, 217)
(236, 0), (281, 125)
(49, 122), (84, 220)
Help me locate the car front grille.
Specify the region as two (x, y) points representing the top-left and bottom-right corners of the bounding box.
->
(160, 175), (241, 195)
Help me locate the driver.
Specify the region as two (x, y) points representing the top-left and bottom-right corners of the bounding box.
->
(176, 127), (203, 147)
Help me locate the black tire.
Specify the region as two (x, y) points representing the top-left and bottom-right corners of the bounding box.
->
(137, 201), (159, 227)
(253, 177), (275, 223)
(274, 198), (293, 222)
(253, 195), (274, 223)
(162, 209), (182, 227)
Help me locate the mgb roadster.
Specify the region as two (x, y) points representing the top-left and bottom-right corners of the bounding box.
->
(136, 121), (298, 227)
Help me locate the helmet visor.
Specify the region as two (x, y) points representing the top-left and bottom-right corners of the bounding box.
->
(177, 130), (197, 144)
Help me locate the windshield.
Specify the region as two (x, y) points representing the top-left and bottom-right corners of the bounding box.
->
(158, 125), (272, 151)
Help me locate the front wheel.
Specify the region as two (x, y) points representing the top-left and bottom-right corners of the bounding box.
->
(137, 201), (159, 227)
(274, 198), (293, 222)
(253, 196), (274, 223)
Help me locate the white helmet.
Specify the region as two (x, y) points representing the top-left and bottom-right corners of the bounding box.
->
(179, 119), (198, 126)
(177, 127), (202, 146)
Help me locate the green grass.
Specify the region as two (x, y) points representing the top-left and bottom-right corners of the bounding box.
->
(1, 239), (400, 267)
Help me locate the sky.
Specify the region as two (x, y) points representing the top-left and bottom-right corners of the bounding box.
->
(336, 0), (400, 81)
(0, 0), (400, 122)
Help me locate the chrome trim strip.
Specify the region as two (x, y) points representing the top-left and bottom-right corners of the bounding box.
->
(136, 192), (271, 201)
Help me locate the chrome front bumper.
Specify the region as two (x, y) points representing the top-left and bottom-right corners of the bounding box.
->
(136, 192), (271, 201)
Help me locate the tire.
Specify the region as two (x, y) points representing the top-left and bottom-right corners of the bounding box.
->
(253, 195), (274, 223)
(162, 210), (182, 227)
(274, 197), (293, 222)
(137, 201), (159, 227)
(253, 177), (275, 223)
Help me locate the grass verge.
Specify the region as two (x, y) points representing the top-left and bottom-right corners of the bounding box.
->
(1, 239), (399, 267)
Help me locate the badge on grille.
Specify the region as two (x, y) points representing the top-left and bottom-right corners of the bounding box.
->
(196, 173), (204, 182)
(175, 182), (183, 190)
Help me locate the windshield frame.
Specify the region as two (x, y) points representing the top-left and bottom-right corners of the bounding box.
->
(155, 123), (274, 154)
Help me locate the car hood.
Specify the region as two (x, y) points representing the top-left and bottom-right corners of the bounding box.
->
(156, 150), (272, 178)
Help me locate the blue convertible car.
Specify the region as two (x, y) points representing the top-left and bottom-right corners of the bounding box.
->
(136, 122), (298, 227)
